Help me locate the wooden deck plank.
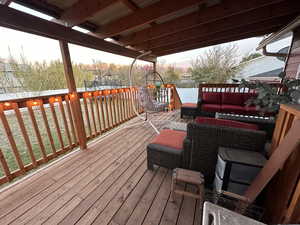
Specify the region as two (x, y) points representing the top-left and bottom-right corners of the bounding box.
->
(59, 130), (153, 225)
(0, 128), (131, 215)
(176, 185), (197, 225)
(29, 129), (152, 225)
(75, 154), (148, 225)
(0, 128), (138, 221)
(125, 167), (168, 225)
(110, 169), (158, 225)
(141, 170), (172, 225)
(159, 184), (185, 225)
(0, 111), (192, 225)
(7, 129), (150, 225)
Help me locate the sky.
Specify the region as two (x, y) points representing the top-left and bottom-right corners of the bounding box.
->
(0, 3), (292, 68)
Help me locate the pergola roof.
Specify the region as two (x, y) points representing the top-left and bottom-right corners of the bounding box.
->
(1, 0), (300, 61)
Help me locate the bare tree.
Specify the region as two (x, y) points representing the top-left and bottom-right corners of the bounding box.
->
(190, 44), (240, 83)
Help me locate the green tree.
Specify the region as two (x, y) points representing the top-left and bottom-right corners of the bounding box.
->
(7, 52), (94, 92)
(189, 44), (239, 83)
(164, 66), (180, 83)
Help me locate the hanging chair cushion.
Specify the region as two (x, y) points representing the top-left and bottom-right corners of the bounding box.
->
(150, 129), (187, 150)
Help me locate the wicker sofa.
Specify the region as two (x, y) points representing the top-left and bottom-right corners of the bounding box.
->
(197, 83), (281, 117)
(183, 122), (267, 185)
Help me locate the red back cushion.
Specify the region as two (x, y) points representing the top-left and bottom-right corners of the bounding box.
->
(151, 129), (186, 150)
(195, 117), (259, 131)
(201, 92), (222, 104)
(222, 93), (245, 106)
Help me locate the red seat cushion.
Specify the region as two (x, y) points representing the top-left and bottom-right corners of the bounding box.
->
(221, 105), (247, 114)
(201, 104), (221, 112)
(201, 92), (222, 104)
(195, 117), (259, 130)
(182, 103), (197, 108)
(222, 93), (245, 106)
(151, 129), (186, 150)
(245, 106), (259, 115)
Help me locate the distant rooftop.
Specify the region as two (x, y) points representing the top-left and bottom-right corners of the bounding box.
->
(235, 55), (285, 80)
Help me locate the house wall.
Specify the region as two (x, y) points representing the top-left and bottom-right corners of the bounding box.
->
(285, 27), (300, 78)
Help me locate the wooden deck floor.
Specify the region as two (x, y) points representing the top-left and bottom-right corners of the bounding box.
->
(0, 111), (202, 225)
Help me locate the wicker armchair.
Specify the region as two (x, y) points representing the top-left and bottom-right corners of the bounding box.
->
(184, 122), (267, 185)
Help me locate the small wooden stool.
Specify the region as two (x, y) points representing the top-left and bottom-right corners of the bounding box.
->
(171, 168), (204, 201)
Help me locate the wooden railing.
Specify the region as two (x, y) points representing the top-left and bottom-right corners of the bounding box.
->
(265, 104), (300, 223)
(0, 85), (176, 186)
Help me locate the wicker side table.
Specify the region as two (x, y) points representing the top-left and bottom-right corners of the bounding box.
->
(171, 168), (205, 201)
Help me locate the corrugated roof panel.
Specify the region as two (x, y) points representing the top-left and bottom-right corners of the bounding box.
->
(88, 1), (131, 26)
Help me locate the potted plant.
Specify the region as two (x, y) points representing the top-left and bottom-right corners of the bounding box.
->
(240, 72), (300, 114)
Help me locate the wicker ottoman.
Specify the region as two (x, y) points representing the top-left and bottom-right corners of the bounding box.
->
(180, 103), (198, 118)
(147, 129), (186, 170)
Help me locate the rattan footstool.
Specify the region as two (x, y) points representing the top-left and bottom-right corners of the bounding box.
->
(171, 168), (205, 201)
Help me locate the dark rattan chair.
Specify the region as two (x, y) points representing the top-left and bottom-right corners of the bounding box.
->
(184, 122), (267, 185)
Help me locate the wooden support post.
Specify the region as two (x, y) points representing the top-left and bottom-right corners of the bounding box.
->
(59, 40), (87, 150)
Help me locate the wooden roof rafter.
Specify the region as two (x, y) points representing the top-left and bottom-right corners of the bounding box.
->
(154, 26), (283, 56)
(59, 0), (118, 27)
(133, 1), (300, 50)
(14, 0), (98, 31)
(118, 0), (287, 46)
(94, 0), (205, 38)
(0, 5), (156, 62)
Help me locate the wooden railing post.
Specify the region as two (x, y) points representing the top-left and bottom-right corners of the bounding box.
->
(59, 40), (87, 150)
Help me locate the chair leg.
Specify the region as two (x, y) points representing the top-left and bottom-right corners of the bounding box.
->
(147, 160), (154, 170)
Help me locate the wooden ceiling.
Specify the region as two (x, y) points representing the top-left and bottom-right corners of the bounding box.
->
(1, 0), (300, 60)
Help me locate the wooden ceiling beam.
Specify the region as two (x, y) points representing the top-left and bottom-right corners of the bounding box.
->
(153, 26), (282, 56)
(95, 0), (205, 38)
(135, 2), (300, 50)
(0, 5), (155, 62)
(119, 0), (286, 45)
(14, 0), (98, 31)
(120, 0), (138, 11)
(59, 0), (117, 27)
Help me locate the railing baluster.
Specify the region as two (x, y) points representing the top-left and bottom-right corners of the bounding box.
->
(108, 92), (115, 127)
(39, 101), (57, 155)
(58, 97), (72, 147)
(121, 90), (127, 121)
(0, 148), (12, 182)
(93, 92), (102, 134)
(65, 95), (77, 144)
(0, 104), (25, 173)
(83, 94), (92, 137)
(49, 98), (65, 151)
(99, 92), (106, 132)
(115, 90), (121, 125)
(26, 101), (48, 162)
(88, 96), (97, 136)
(112, 91), (118, 126)
(12, 103), (37, 167)
(103, 91), (111, 129)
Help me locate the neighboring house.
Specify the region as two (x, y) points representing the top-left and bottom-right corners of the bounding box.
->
(234, 55), (285, 83)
